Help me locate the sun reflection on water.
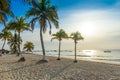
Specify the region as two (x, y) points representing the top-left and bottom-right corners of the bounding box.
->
(82, 50), (96, 56)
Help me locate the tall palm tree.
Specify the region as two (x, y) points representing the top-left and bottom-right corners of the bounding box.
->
(70, 31), (84, 63)
(23, 41), (34, 53)
(51, 29), (68, 60)
(0, 0), (14, 25)
(0, 30), (12, 54)
(26, 0), (59, 60)
(6, 16), (30, 55)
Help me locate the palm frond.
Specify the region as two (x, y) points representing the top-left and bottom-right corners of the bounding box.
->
(29, 17), (39, 31)
(26, 0), (59, 34)
(23, 41), (34, 52)
(70, 31), (84, 42)
(51, 29), (68, 41)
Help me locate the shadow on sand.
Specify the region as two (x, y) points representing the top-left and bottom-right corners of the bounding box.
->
(49, 62), (74, 80)
(36, 59), (48, 64)
(0, 59), (76, 80)
(0, 59), (48, 74)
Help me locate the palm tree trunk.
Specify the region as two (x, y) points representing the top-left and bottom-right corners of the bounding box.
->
(40, 27), (46, 60)
(2, 40), (6, 50)
(57, 40), (61, 60)
(18, 32), (21, 56)
(1, 40), (6, 54)
(14, 31), (18, 56)
(74, 41), (77, 62)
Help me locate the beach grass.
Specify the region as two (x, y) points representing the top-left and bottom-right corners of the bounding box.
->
(0, 53), (120, 80)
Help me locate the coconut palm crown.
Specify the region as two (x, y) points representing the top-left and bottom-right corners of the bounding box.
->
(23, 41), (34, 52)
(70, 32), (84, 43)
(6, 17), (30, 33)
(51, 29), (68, 41)
(26, 0), (59, 60)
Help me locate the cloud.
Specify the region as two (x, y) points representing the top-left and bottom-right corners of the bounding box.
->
(57, 8), (120, 49)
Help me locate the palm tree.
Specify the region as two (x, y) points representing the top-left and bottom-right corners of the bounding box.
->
(6, 16), (30, 56)
(70, 31), (84, 63)
(0, 30), (12, 54)
(51, 29), (68, 60)
(23, 41), (34, 53)
(8, 33), (22, 55)
(0, 0), (14, 25)
(26, 0), (59, 61)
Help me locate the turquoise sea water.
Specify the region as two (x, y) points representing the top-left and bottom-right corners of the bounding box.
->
(33, 49), (120, 64)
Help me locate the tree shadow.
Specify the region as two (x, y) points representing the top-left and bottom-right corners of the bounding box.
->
(36, 59), (48, 64)
(0, 60), (48, 74)
(49, 62), (74, 80)
(0, 60), (76, 80)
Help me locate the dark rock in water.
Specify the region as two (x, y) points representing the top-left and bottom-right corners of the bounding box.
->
(18, 57), (25, 62)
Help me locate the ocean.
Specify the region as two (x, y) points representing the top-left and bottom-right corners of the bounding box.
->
(33, 49), (120, 64)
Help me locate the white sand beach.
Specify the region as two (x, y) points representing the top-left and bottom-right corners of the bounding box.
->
(0, 53), (120, 80)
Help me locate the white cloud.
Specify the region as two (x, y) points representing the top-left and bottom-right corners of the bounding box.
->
(58, 9), (120, 49)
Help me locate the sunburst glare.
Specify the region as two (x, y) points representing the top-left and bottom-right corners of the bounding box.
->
(79, 22), (96, 37)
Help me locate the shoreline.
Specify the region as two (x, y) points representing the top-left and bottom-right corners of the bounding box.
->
(32, 53), (120, 65)
(0, 53), (120, 80)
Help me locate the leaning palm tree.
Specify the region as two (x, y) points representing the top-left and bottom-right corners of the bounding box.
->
(0, 0), (14, 25)
(70, 31), (84, 62)
(26, 0), (59, 61)
(51, 29), (68, 60)
(23, 41), (34, 53)
(6, 16), (30, 55)
(0, 30), (12, 54)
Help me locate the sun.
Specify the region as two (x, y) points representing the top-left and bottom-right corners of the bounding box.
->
(79, 22), (96, 37)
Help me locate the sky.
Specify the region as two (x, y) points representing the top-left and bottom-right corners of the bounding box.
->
(0, 0), (120, 50)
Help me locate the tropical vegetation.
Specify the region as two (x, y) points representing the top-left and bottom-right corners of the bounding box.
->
(0, 0), (14, 25)
(5, 16), (30, 56)
(70, 31), (84, 62)
(23, 41), (34, 53)
(51, 29), (68, 60)
(26, 0), (59, 61)
(0, 30), (12, 54)
(0, 0), (85, 63)
(8, 33), (22, 55)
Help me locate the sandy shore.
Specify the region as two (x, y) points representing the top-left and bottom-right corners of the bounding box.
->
(0, 53), (120, 80)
